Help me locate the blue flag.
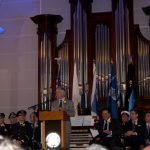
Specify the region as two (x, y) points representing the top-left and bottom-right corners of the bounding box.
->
(107, 63), (119, 119)
(128, 89), (135, 112)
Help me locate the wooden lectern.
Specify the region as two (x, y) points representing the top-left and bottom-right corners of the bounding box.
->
(39, 111), (69, 149)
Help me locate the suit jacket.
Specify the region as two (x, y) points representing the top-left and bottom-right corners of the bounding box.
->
(0, 123), (10, 137)
(95, 118), (121, 148)
(124, 119), (145, 148)
(11, 121), (33, 149)
(97, 118), (121, 138)
(141, 122), (150, 146)
(51, 98), (75, 117)
(124, 119), (143, 136)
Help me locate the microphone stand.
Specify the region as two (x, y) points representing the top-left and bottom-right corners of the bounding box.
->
(32, 107), (36, 150)
(28, 104), (39, 150)
(28, 99), (53, 150)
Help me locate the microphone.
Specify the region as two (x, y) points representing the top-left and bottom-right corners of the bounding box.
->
(28, 104), (38, 110)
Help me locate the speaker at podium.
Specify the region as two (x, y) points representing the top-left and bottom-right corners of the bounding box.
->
(39, 111), (69, 149)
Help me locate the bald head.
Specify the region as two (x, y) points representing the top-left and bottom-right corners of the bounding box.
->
(143, 146), (150, 150)
(85, 144), (108, 150)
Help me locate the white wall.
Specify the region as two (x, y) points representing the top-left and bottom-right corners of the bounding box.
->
(0, 0), (70, 121)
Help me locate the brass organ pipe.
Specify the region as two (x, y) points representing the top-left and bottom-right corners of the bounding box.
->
(40, 40), (43, 90)
(115, 7), (119, 86)
(95, 26), (99, 97)
(79, 1), (82, 85)
(100, 25), (103, 97)
(83, 10), (88, 84)
(96, 25), (100, 97)
(142, 41), (145, 95)
(145, 43), (148, 95)
(98, 25), (102, 97)
(43, 33), (47, 89)
(140, 39), (144, 96)
(48, 39), (51, 89)
(63, 45), (65, 86)
(143, 41), (146, 95)
(106, 26), (110, 96)
(120, 0), (124, 83)
(104, 25), (107, 96)
(101, 25), (104, 97)
(137, 37), (141, 95)
(116, 2), (121, 87)
(139, 38), (142, 96)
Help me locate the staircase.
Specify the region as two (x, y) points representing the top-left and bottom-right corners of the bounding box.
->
(70, 126), (93, 150)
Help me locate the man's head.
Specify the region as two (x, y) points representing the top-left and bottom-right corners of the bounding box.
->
(8, 112), (17, 124)
(101, 108), (111, 121)
(30, 112), (38, 123)
(143, 146), (150, 150)
(0, 113), (5, 124)
(0, 136), (24, 150)
(121, 111), (130, 123)
(55, 86), (66, 100)
(145, 112), (150, 123)
(85, 144), (108, 150)
(16, 110), (27, 122)
(130, 109), (138, 121)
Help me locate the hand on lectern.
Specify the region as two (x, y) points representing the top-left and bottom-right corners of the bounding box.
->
(59, 107), (65, 111)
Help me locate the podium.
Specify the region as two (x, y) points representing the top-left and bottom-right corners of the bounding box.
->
(39, 111), (69, 149)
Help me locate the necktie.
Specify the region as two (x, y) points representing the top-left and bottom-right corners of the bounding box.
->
(104, 121), (107, 130)
(132, 121), (136, 131)
(59, 100), (62, 108)
(147, 124), (150, 135)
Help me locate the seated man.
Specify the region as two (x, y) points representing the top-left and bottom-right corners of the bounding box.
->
(91, 108), (121, 150)
(0, 136), (24, 150)
(120, 111), (130, 148)
(141, 112), (150, 147)
(29, 111), (42, 150)
(124, 109), (144, 150)
(10, 110), (32, 150)
(0, 113), (10, 137)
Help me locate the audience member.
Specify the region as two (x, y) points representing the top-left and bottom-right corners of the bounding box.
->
(84, 143), (108, 150)
(90, 108), (121, 150)
(0, 136), (24, 150)
(8, 112), (17, 125)
(120, 110), (130, 148)
(141, 112), (150, 147)
(10, 110), (32, 150)
(143, 145), (150, 150)
(124, 109), (144, 150)
(29, 111), (41, 149)
(0, 113), (10, 137)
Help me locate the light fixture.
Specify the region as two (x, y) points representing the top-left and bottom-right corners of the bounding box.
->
(46, 132), (60, 149)
(0, 26), (5, 34)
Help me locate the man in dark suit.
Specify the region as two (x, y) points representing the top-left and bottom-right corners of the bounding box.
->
(92, 108), (121, 150)
(124, 109), (144, 150)
(120, 111), (130, 148)
(141, 112), (150, 147)
(8, 112), (17, 125)
(10, 110), (33, 150)
(0, 113), (10, 137)
(29, 111), (42, 150)
(51, 86), (75, 148)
